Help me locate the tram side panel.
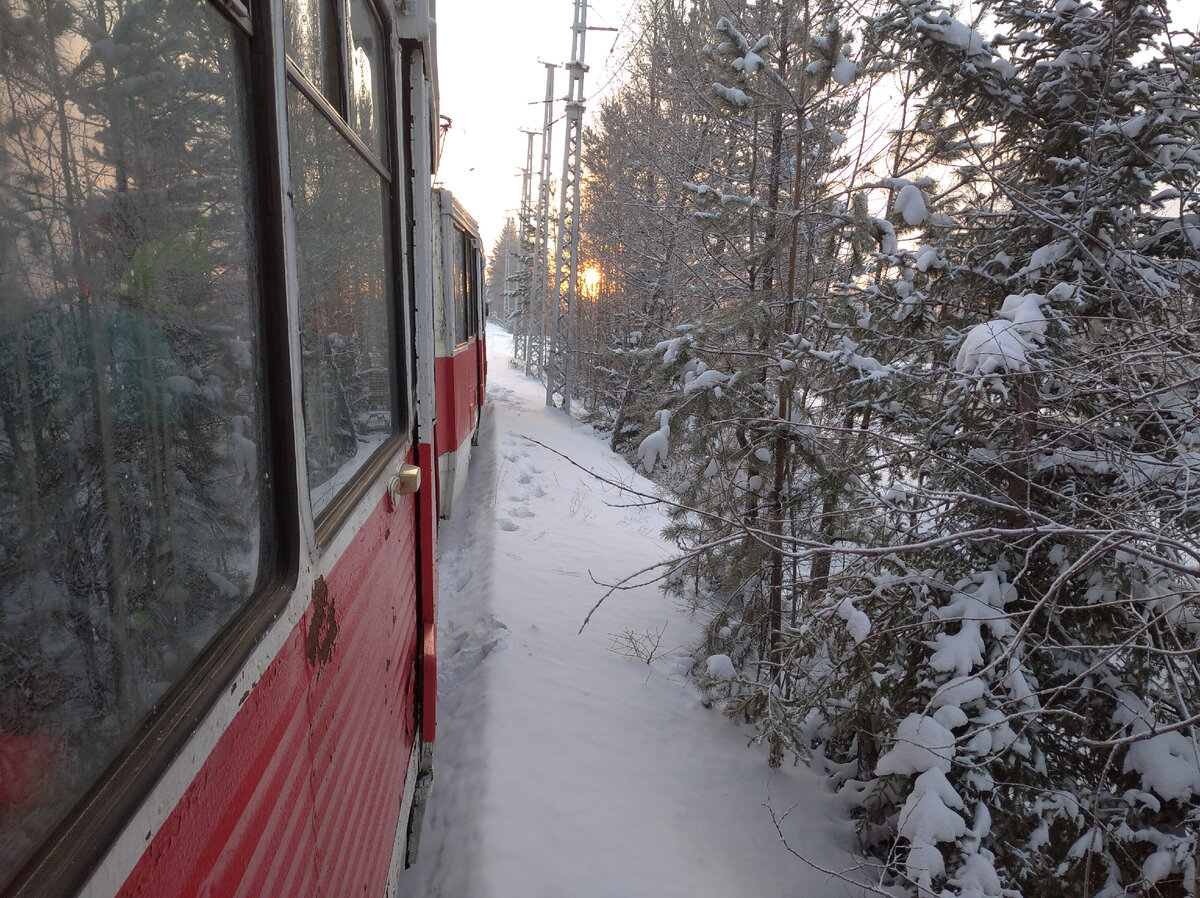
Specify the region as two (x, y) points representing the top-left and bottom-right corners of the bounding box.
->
(116, 492), (419, 896)
(432, 189), (485, 519)
(0, 0), (439, 895)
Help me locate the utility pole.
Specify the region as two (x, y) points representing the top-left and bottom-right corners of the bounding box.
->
(545, 0), (588, 411)
(513, 129), (537, 362)
(527, 63), (556, 379)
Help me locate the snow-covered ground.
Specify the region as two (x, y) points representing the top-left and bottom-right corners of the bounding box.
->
(404, 326), (861, 898)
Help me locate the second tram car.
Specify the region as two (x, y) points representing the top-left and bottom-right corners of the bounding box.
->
(430, 191), (487, 519)
(0, 0), (483, 895)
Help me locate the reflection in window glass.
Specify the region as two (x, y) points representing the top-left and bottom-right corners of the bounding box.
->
(285, 0), (340, 103)
(0, 0), (268, 889)
(453, 232), (470, 345)
(288, 87), (394, 516)
(347, 0), (386, 159)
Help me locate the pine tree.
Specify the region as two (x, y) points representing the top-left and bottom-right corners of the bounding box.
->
(487, 218), (522, 326)
(765, 1), (1200, 894)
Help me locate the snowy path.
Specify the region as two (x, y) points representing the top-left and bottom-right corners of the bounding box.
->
(404, 328), (860, 898)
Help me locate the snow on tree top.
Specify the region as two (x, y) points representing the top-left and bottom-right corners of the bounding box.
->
(914, 11), (1016, 80)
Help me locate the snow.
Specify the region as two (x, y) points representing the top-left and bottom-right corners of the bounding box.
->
(876, 713), (957, 776)
(654, 335), (690, 364)
(636, 409), (671, 473)
(929, 674), (986, 710)
(1123, 731), (1200, 802)
(914, 11), (1015, 80)
(1021, 239), (1070, 276)
(898, 768), (966, 844)
(896, 769), (970, 896)
(835, 596), (871, 644)
(954, 319), (1032, 376)
(682, 368), (729, 394)
(1142, 848), (1176, 885)
(407, 327), (857, 897)
(895, 183), (927, 227)
(915, 245), (942, 272)
(230, 415), (257, 481)
(712, 82), (752, 107)
(831, 55), (857, 87)
(955, 293), (1048, 377)
(871, 217), (898, 254)
(734, 51), (763, 75)
(706, 653), (737, 678)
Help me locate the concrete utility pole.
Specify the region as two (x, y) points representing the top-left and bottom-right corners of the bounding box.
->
(513, 129), (537, 362)
(527, 63), (556, 379)
(545, 0), (588, 411)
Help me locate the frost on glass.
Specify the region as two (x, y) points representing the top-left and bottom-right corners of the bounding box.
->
(288, 87), (394, 516)
(453, 230), (470, 345)
(0, 0), (268, 887)
(347, 0), (386, 159)
(285, 0), (340, 103)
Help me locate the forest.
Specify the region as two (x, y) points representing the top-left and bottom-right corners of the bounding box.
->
(490, 0), (1200, 894)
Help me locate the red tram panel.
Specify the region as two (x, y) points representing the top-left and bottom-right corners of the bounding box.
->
(0, 0), (482, 895)
(432, 190), (488, 519)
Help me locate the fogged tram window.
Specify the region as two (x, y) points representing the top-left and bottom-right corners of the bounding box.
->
(452, 229), (469, 346)
(285, 0), (397, 518)
(0, 0), (269, 889)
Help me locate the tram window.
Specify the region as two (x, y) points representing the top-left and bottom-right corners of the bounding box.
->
(286, 0), (341, 105)
(453, 231), (470, 345)
(0, 1), (268, 889)
(347, 0), (385, 158)
(470, 242), (482, 336)
(285, 0), (396, 518)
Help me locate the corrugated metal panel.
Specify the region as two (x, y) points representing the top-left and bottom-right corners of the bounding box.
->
(117, 492), (420, 897)
(311, 495), (418, 896)
(118, 627), (318, 897)
(434, 340), (481, 455)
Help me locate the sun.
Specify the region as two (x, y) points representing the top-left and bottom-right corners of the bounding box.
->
(579, 264), (601, 299)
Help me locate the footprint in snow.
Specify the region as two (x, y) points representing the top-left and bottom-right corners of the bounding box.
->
(497, 519), (519, 532)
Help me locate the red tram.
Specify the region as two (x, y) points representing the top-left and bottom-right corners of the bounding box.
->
(429, 191), (487, 519)
(0, 0), (483, 895)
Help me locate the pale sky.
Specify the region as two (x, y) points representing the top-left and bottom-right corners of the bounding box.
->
(434, 0), (637, 247)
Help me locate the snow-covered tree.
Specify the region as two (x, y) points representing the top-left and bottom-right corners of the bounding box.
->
(584, 0), (1199, 894)
(487, 218), (522, 325)
(755, 1), (1200, 894)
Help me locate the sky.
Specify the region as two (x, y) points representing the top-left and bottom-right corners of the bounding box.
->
(403, 325), (862, 897)
(434, 0), (637, 247)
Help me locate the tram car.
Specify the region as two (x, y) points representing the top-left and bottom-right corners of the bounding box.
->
(428, 191), (487, 519)
(0, 0), (480, 895)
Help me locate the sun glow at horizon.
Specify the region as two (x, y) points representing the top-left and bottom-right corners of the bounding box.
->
(579, 264), (601, 299)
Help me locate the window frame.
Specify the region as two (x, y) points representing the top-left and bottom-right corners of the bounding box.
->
(283, 0), (414, 547)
